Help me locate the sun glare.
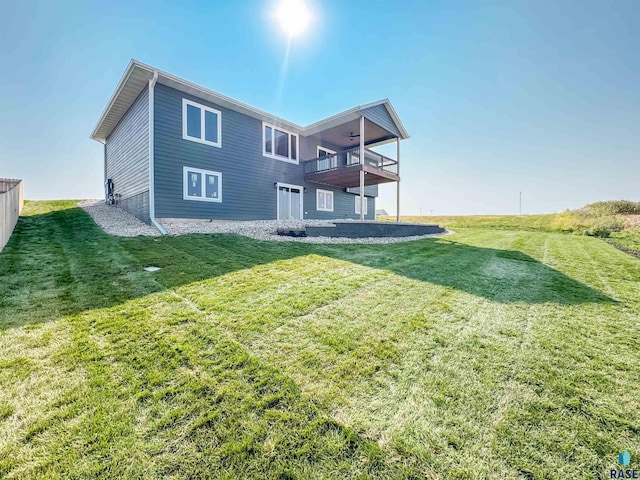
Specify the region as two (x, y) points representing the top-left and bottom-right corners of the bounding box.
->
(275, 0), (311, 37)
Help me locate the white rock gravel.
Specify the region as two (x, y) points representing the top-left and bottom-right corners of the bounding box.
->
(78, 200), (160, 237)
(79, 199), (449, 244)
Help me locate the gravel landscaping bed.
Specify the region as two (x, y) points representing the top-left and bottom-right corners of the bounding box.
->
(78, 200), (160, 237)
(79, 200), (449, 243)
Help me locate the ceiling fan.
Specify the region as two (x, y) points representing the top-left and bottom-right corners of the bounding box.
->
(343, 132), (361, 142)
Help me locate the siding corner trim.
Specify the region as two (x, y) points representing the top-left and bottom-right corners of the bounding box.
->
(148, 71), (167, 235)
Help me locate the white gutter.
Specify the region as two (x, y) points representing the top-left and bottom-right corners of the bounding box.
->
(148, 71), (167, 235)
(91, 60), (409, 142)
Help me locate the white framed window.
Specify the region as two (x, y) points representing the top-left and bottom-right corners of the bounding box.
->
(183, 166), (222, 202)
(182, 99), (222, 147)
(355, 196), (368, 215)
(316, 189), (334, 212)
(263, 122), (298, 164)
(317, 146), (337, 171)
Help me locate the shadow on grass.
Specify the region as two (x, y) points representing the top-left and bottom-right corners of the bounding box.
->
(0, 206), (615, 332)
(323, 239), (615, 305)
(0, 204), (622, 478)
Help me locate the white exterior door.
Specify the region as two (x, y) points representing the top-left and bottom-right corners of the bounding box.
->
(277, 184), (303, 220)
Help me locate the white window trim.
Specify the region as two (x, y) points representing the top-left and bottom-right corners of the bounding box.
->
(182, 98), (222, 148)
(183, 166), (222, 203)
(317, 145), (337, 170)
(263, 121), (299, 164)
(355, 195), (368, 215)
(316, 145), (336, 157)
(316, 189), (334, 212)
(276, 182), (304, 220)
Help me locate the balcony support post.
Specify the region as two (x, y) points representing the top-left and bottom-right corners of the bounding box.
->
(396, 137), (400, 223)
(359, 115), (365, 221)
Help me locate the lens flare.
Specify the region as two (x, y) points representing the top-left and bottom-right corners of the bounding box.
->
(275, 0), (311, 37)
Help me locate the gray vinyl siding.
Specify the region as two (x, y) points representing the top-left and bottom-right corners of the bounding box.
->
(347, 186), (378, 197)
(153, 83), (374, 220)
(362, 104), (402, 138)
(300, 134), (343, 163)
(307, 186), (375, 220)
(105, 86), (150, 221)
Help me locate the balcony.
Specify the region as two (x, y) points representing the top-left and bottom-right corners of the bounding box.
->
(303, 147), (400, 188)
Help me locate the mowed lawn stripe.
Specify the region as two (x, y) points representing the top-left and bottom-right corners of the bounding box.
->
(177, 245), (547, 477)
(0, 203), (417, 479)
(161, 227), (640, 475)
(0, 201), (639, 479)
(175, 255), (391, 335)
(0, 206), (78, 329)
(157, 228), (640, 478)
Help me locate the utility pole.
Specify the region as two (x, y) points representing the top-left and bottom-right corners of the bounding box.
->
(519, 191), (522, 214)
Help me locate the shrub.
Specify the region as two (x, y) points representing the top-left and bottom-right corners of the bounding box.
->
(588, 216), (625, 238)
(583, 200), (640, 216)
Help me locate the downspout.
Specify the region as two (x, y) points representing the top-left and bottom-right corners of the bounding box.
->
(148, 71), (167, 235)
(359, 115), (365, 221)
(103, 141), (107, 203)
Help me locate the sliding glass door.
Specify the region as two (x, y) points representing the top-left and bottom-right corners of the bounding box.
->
(277, 184), (303, 220)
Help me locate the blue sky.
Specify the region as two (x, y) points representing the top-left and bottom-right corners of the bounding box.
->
(1, 0), (638, 215)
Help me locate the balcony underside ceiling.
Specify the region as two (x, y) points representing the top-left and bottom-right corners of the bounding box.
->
(304, 164), (400, 189)
(312, 118), (396, 148)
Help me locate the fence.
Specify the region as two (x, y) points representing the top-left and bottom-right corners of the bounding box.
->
(0, 178), (24, 252)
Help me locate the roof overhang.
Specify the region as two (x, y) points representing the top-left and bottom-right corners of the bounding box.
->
(303, 99), (409, 140)
(91, 61), (154, 142)
(91, 60), (410, 143)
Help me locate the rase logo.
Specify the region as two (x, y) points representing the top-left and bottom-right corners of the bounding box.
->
(611, 451), (638, 479)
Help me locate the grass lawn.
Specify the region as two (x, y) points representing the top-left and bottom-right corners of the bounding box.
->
(382, 213), (640, 257)
(1, 201), (639, 479)
(609, 231), (640, 257)
(380, 213), (592, 233)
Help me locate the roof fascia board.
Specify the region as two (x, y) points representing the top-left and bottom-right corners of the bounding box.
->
(90, 60), (154, 141)
(380, 101), (410, 139)
(303, 99), (409, 139)
(91, 60), (409, 143)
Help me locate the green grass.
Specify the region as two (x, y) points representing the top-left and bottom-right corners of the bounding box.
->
(381, 202), (640, 253)
(382, 212), (591, 234)
(380, 199), (640, 238)
(1, 201), (639, 479)
(609, 229), (640, 256)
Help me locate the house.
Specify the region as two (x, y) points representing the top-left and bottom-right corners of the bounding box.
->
(91, 60), (408, 233)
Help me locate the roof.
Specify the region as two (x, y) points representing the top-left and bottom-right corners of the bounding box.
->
(90, 60), (410, 143)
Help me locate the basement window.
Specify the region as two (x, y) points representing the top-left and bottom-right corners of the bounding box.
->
(316, 189), (334, 212)
(182, 99), (222, 147)
(183, 167), (222, 202)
